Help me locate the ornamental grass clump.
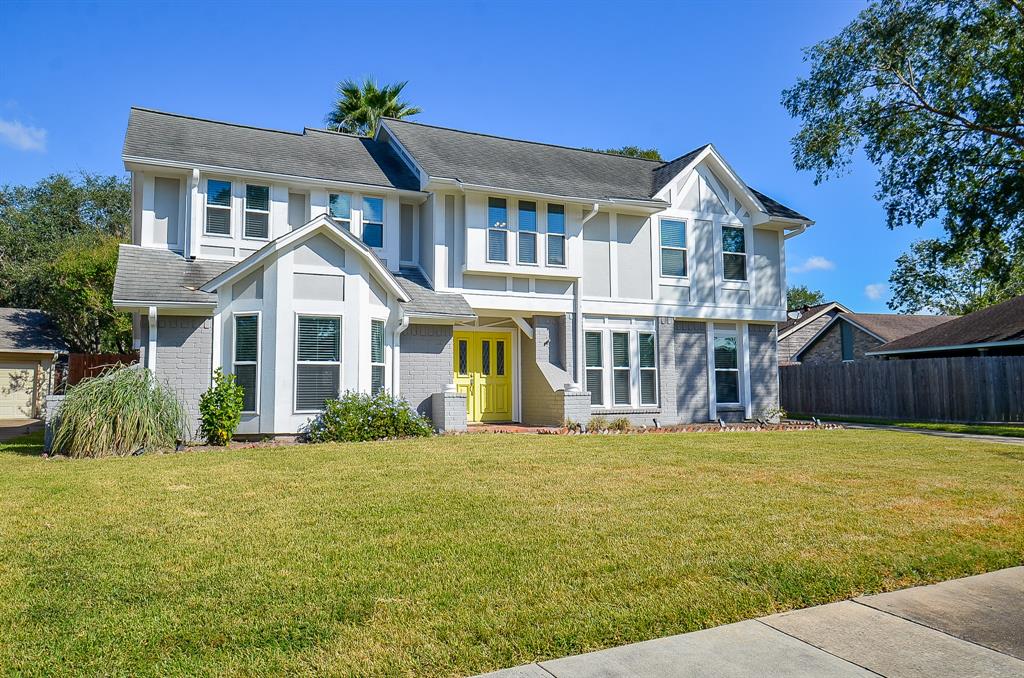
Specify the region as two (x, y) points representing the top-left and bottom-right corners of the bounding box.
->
(305, 390), (433, 443)
(52, 366), (187, 458)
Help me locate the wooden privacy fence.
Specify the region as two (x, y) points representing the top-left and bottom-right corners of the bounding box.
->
(64, 352), (139, 388)
(780, 356), (1024, 423)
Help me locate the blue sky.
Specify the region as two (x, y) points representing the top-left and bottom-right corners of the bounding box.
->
(0, 0), (942, 312)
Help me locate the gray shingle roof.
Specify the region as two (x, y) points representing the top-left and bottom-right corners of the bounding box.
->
(748, 188), (810, 221)
(113, 245), (232, 305)
(0, 308), (67, 353)
(396, 267), (475, 318)
(123, 108), (421, 191)
(873, 294), (1024, 354)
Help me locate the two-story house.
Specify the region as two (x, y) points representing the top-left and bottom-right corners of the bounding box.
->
(113, 108), (812, 435)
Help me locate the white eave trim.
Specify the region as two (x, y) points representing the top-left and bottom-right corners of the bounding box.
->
(867, 338), (1024, 356)
(113, 299), (216, 310)
(122, 155), (429, 202)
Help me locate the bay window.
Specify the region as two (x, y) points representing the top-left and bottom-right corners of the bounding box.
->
(233, 314), (259, 413)
(205, 179), (232, 235)
(295, 316), (341, 412)
(329, 193), (351, 230)
(362, 197), (384, 248)
(547, 204), (565, 266)
(244, 184), (270, 239)
(722, 225), (747, 281)
(370, 319), (385, 395)
(714, 326), (740, 404)
(518, 200), (537, 264)
(487, 197), (508, 262)
(660, 219), (687, 277)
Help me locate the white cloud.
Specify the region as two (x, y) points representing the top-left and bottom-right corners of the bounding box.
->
(864, 283), (888, 300)
(791, 256), (835, 274)
(0, 118), (47, 152)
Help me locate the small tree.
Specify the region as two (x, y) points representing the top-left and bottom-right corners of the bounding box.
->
(199, 369), (244, 446)
(787, 285), (826, 310)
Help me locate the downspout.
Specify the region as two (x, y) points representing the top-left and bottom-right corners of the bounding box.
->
(574, 203), (601, 387)
(391, 311), (410, 394)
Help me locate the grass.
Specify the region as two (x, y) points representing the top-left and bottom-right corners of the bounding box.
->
(1, 430), (1022, 676)
(801, 415), (1024, 438)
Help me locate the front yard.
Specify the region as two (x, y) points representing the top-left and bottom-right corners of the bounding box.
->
(1, 430), (1022, 676)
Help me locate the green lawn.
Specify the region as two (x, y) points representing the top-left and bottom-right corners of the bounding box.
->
(1, 431), (1022, 677)
(804, 415), (1024, 438)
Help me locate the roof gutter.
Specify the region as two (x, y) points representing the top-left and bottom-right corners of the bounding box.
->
(866, 337), (1024, 357)
(783, 223), (810, 240)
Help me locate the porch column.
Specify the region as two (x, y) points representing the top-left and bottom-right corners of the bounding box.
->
(147, 306), (157, 373)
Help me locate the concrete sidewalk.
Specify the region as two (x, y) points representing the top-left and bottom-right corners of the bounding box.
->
(479, 567), (1024, 677)
(840, 422), (1024, 446)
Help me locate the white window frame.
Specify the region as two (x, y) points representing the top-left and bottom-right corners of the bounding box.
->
(584, 330), (604, 407)
(722, 224), (747, 282)
(243, 183), (271, 240)
(584, 318), (659, 410)
(611, 331), (631, 406)
(204, 177), (233, 237)
(517, 199), (538, 265)
(293, 314), (343, 414)
(328, 192), (352, 230)
(487, 196), (509, 263)
(659, 218), (688, 279)
(362, 196), (385, 249)
(370, 317), (386, 395)
(546, 203), (566, 267)
(638, 331), (658, 406)
(232, 311), (260, 414)
(713, 325), (741, 405)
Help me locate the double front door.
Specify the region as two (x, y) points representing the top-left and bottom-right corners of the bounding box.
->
(453, 331), (513, 423)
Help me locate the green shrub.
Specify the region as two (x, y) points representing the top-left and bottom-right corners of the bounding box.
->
(52, 366), (186, 458)
(610, 417), (632, 432)
(199, 368), (244, 446)
(304, 390), (433, 443)
(587, 415), (609, 432)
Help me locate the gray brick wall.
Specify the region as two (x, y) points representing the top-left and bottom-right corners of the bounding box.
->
(141, 314), (212, 438)
(431, 391), (467, 432)
(399, 323), (453, 419)
(749, 323), (779, 417)
(676, 321), (710, 422)
(522, 316), (568, 426)
(800, 320), (883, 365)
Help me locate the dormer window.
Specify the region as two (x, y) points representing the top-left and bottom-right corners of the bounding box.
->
(487, 197), (508, 263)
(362, 197), (384, 248)
(329, 193), (351, 230)
(723, 226), (747, 281)
(205, 179), (232, 236)
(244, 184), (270, 239)
(517, 200), (537, 264)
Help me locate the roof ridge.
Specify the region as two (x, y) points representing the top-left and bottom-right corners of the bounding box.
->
(130, 106), (307, 138)
(382, 117), (668, 164)
(304, 127), (371, 139)
(655, 144), (712, 169)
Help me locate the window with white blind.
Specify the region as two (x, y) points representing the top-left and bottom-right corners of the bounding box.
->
(370, 319), (385, 395)
(244, 184), (270, 239)
(611, 332), (631, 405)
(295, 316), (341, 412)
(547, 203), (565, 266)
(362, 197), (384, 248)
(329, 193), (351, 230)
(585, 331), (603, 406)
(487, 197), (508, 262)
(660, 219), (687, 277)
(205, 179), (232, 235)
(722, 226), (747, 281)
(638, 332), (657, 405)
(714, 326), (740, 404)
(518, 200), (537, 264)
(233, 314), (259, 413)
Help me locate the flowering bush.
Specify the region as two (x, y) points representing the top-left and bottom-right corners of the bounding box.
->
(304, 390), (433, 443)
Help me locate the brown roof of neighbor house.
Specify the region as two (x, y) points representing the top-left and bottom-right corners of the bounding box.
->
(0, 308), (68, 353)
(845, 313), (958, 343)
(871, 294), (1024, 354)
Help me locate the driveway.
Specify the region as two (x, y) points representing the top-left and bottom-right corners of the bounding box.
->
(0, 418), (42, 441)
(481, 567), (1024, 677)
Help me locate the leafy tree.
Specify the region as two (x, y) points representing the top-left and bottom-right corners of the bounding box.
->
(782, 0), (1024, 284)
(888, 238), (1024, 314)
(325, 77), (421, 136)
(787, 285), (826, 310)
(582, 145), (663, 160)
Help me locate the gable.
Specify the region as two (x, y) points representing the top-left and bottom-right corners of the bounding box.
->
(294, 234), (347, 269)
(670, 162), (752, 222)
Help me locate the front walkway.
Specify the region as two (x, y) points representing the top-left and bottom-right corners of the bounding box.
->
(841, 422), (1024, 446)
(479, 566), (1024, 677)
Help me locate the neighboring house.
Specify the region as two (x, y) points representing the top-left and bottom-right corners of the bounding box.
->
(777, 301), (849, 364)
(868, 294), (1024, 359)
(112, 107), (813, 435)
(0, 308), (67, 418)
(794, 312), (955, 365)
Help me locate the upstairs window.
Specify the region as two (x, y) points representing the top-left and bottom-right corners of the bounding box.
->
(244, 184), (270, 239)
(714, 327), (740, 404)
(362, 197), (384, 248)
(487, 197), (508, 262)
(205, 179), (232, 235)
(295, 316), (341, 412)
(233, 314), (259, 413)
(547, 204), (565, 266)
(329, 193), (351, 229)
(722, 226), (747, 281)
(518, 200), (537, 264)
(370, 319), (386, 395)
(660, 219), (687, 277)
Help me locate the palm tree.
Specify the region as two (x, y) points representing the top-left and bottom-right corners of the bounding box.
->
(324, 78), (421, 137)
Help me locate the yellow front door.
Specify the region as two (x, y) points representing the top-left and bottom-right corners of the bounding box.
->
(453, 331), (513, 423)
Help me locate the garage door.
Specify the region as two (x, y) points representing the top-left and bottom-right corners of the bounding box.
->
(0, 363), (37, 418)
